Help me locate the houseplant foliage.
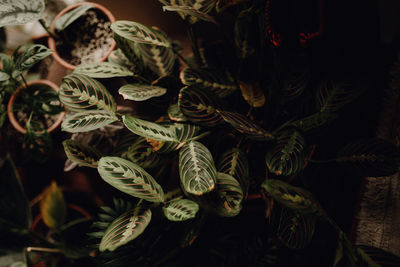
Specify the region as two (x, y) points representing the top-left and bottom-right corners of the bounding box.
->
(55, 0), (400, 266)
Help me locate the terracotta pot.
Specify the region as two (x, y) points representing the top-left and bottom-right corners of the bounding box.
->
(7, 79), (66, 134)
(47, 2), (116, 70)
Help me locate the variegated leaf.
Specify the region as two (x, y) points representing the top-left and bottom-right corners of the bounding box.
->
(180, 67), (237, 97)
(265, 129), (306, 176)
(15, 44), (52, 73)
(178, 86), (223, 127)
(120, 136), (162, 169)
(217, 148), (249, 193)
(163, 198), (199, 221)
(292, 112), (338, 132)
(159, 0), (216, 24)
(98, 156), (164, 202)
(136, 42), (176, 78)
(123, 115), (178, 142)
(111, 20), (171, 47)
(54, 3), (93, 31)
(108, 49), (137, 71)
(218, 110), (274, 141)
(0, 71), (9, 82)
(212, 172), (243, 217)
(0, 0), (45, 27)
(261, 179), (323, 216)
(317, 80), (361, 113)
(61, 111), (118, 133)
(59, 73), (116, 113)
(239, 82), (265, 108)
(119, 83), (167, 101)
(168, 102), (188, 122)
(62, 139), (102, 168)
(99, 206), (152, 252)
(179, 141), (217, 195)
(74, 62), (133, 78)
(277, 207), (316, 249)
(162, 5), (216, 24)
(113, 34), (143, 73)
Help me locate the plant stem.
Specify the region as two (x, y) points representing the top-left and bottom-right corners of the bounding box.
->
(26, 247), (63, 253)
(20, 74), (29, 89)
(173, 50), (191, 67)
(39, 19), (58, 39)
(186, 23), (202, 67)
(28, 229), (55, 247)
(188, 131), (211, 142)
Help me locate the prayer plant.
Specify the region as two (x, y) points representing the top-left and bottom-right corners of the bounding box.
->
(56, 0), (400, 266)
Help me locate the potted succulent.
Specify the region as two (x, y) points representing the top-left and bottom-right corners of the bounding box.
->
(56, 1), (400, 266)
(0, 0), (116, 71)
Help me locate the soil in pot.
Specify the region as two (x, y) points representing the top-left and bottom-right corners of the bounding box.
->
(55, 8), (114, 66)
(11, 83), (64, 132)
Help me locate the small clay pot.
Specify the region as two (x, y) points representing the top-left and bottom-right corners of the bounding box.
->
(7, 79), (66, 134)
(47, 2), (116, 70)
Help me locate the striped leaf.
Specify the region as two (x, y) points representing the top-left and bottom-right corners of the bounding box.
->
(98, 156), (164, 202)
(0, 71), (9, 82)
(120, 136), (162, 169)
(234, 7), (256, 59)
(123, 115), (178, 142)
(277, 207), (316, 249)
(282, 69), (308, 100)
(108, 49), (137, 71)
(217, 148), (249, 194)
(162, 5), (216, 24)
(239, 82), (265, 108)
(113, 34), (143, 73)
(74, 62), (134, 78)
(265, 129), (306, 176)
(179, 141), (217, 195)
(180, 67), (237, 97)
(261, 179), (323, 216)
(293, 112), (338, 132)
(111, 20), (171, 47)
(54, 3), (93, 31)
(59, 73), (116, 113)
(317, 80), (361, 113)
(168, 102), (188, 122)
(159, 0), (216, 24)
(61, 111), (118, 133)
(99, 206), (152, 252)
(212, 172), (243, 217)
(0, 0), (44, 27)
(62, 139), (102, 168)
(178, 86), (223, 127)
(119, 83), (167, 101)
(356, 245), (400, 267)
(163, 198), (199, 221)
(15, 44), (52, 73)
(218, 110), (274, 141)
(136, 42), (176, 78)
(336, 138), (400, 177)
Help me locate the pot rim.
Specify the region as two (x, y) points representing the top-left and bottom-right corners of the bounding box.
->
(7, 79), (66, 134)
(47, 1), (116, 70)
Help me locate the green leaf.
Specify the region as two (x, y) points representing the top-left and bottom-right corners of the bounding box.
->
(39, 181), (66, 229)
(265, 129), (306, 176)
(277, 207), (316, 249)
(178, 86), (223, 127)
(239, 82), (265, 108)
(292, 112), (338, 132)
(54, 3), (94, 31)
(120, 136), (162, 169)
(111, 20), (171, 47)
(317, 80), (361, 113)
(218, 110), (274, 141)
(108, 49), (137, 71)
(180, 67), (237, 97)
(0, 71), (9, 82)
(357, 245), (400, 267)
(336, 138), (400, 177)
(24, 116), (53, 163)
(59, 73), (116, 113)
(113, 34), (143, 73)
(74, 62), (134, 78)
(168, 102), (187, 122)
(217, 148), (249, 194)
(179, 141), (217, 196)
(123, 115), (178, 142)
(61, 110), (118, 133)
(62, 139), (102, 168)
(162, 5), (216, 24)
(159, 0), (217, 24)
(212, 172), (243, 217)
(0, 155), (31, 229)
(163, 198), (199, 221)
(99, 205), (152, 252)
(136, 42), (176, 77)
(14, 44), (52, 73)
(261, 179), (323, 216)
(98, 157), (165, 202)
(119, 83), (167, 101)
(0, 0), (45, 27)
